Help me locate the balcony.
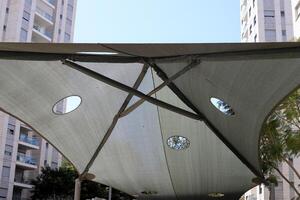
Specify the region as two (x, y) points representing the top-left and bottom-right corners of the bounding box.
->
(41, 0), (56, 9)
(18, 134), (39, 150)
(14, 181), (34, 189)
(16, 153), (37, 170)
(14, 178), (34, 189)
(32, 24), (52, 42)
(240, 0), (247, 12)
(36, 7), (54, 24)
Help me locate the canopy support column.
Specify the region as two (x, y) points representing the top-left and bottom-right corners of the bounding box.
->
(108, 186), (112, 200)
(74, 178), (81, 200)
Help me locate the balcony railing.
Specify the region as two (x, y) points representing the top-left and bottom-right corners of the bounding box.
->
(45, 0), (56, 6)
(33, 24), (53, 39)
(19, 133), (39, 146)
(16, 153), (37, 165)
(36, 7), (53, 22)
(14, 177), (33, 185)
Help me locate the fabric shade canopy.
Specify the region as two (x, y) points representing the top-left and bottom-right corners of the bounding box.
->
(0, 42), (300, 199)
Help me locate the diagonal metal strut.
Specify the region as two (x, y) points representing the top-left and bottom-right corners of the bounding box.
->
(80, 64), (149, 176)
(62, 60), (202, 121)
(119, 60), (201, 118)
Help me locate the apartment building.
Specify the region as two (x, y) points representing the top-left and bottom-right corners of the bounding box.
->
(240, 0), (300, 199)
(0, 0), (76, 199)
(240, 0), (294, 42)
(291, 0), (300, 38)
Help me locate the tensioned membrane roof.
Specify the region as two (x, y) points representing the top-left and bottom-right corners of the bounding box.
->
(0, 42), (300, 199)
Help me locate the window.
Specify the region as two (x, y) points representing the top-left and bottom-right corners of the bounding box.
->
(253, 0), (255, 7)
(66, 18), (72, 26)
(1, 167), (10, 178)
(20, 28), (28, 42)
(23, 11), (30, 21)
(64, 32), (71, 41)
(0, 188), (7, 199)
(22, 18), (29, 29)
(250, 25), (253, 34)
(5, 8), (9, 13)
(67, 4), (73, 18)
(51, 161), (58, 169)
(67, 4), (73, 13)
(4, 145), (12, 156)
(25, 0), (32, 4)
(4, 151), (11, 156)
(281, 11), (285, 17)
(254, 16), (256, 25)
(60, 14), (63, 19)
(22, 11), (30, 29)
(7, 124), (14, 135)
(282, 30), (286, 36)
(259, 185), (262, 194)
(265, 29), (276, 41)
(249, 7), (252, 17)
(296, 4), (300, 20)
(3, 25), (6, 31)
(254, 34), (257, 42)
(264, 10), (275, 17)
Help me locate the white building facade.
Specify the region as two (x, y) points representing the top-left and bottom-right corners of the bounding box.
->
(291, 0), (300, 38)
(241, 0), (294, 42)
(241, 0), (300, 200)
(0, 0), (77, 199)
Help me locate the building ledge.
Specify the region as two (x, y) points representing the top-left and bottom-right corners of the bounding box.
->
(16, 161), (38, 170)
(14, 182), (34, 189)
(18, 140), (39, 150)
(32, 29), (52, 42)
(35, 12), (54, 26)
(41, 0), (55, 9)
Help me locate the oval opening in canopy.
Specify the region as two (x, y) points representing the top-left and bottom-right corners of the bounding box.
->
(167, 135), (190, 150)
(53, 95), (82, 115)
(210, 97), (234, 116)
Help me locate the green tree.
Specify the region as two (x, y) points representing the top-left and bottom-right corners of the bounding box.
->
(31, 166), (76, 199)
(31, 160), (133, 200)
(31, 163), (105, 199)
(260, 88), (300, 198)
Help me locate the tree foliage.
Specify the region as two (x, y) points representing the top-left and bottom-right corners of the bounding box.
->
(31, 160), (132, 200)
(260, 88), (300, 197)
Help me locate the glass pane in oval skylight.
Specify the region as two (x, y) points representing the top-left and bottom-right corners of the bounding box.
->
(167, 135), (190, 150)
(53, 95), (81, 115)
(210, 97), (234, 116)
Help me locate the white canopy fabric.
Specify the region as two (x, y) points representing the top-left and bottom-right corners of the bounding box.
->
(0, 43), (300, 199)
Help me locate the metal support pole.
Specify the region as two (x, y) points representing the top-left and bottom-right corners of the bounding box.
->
(74, 178), (81, 200)
(269, 183), (275, 200)
(108, 186), (112, 200)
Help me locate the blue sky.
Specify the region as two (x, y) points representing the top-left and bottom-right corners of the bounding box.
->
(74, 0), (241, 43)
